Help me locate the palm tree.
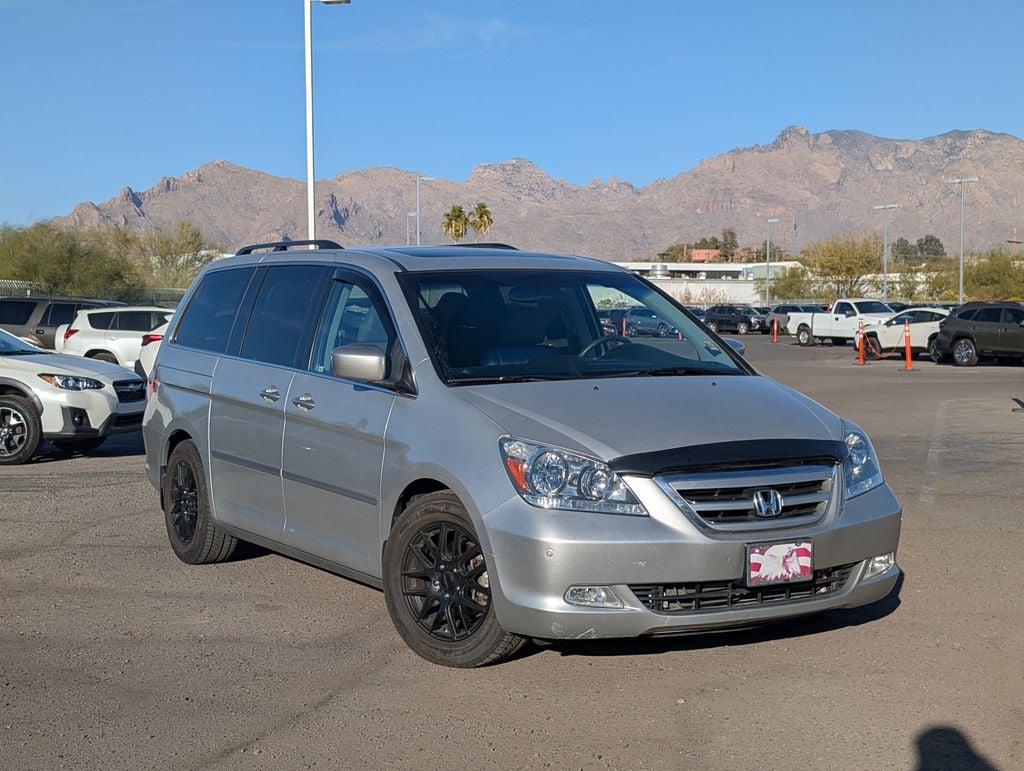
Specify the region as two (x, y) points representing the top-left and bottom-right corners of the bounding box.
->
(470, 202), (494, 242)
(442, 205), (469, 244)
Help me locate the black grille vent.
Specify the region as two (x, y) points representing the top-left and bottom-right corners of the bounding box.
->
(630, 563), (857, 614)
(113, 379), (146, 403)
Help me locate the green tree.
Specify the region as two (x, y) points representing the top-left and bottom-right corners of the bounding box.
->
(802, 232), (882, 299)
(441, 205), (469, 244)
(720, 228), (738, 260)
(0, 222), (144, 298)
(917, 234), (946, 258)
(657, 243), (689, 262)
(469, 202), (494, 242)
(764, 266), (815, 301)
(966, 250), (1024, 300)
(891, 237), (918, 261)
(693, 236), (721, 250)
(894, 263), (923, 301)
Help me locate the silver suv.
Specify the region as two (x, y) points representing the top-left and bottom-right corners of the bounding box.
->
(143, 241), (901, 667)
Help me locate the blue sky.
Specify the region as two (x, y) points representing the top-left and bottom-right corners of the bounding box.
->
(1, 0), (1020, 224)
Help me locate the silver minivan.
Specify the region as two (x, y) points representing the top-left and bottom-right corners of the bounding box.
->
(143, 241), (901, 667)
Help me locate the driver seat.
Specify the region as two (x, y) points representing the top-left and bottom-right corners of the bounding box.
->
(480, 306), (553, 366)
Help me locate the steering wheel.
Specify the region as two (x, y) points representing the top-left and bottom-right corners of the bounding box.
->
(578, 334), (632, 358)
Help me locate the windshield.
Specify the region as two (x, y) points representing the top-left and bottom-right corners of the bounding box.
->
(853, 301), (893, 315)
(399, 269), (748, 384)
(0, 328), (38, 354)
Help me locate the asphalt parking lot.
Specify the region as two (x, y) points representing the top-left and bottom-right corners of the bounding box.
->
(2, 335), (1022, 770)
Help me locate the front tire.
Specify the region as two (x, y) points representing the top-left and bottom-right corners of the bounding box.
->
(737, 321), (750, 335)
(383, 491), (526, 668)
(163, 440), (238, 564)
(951, 338), (978, 367)
(797, 326), (813, 346)
(864, 335), (882, 360)
(707, 321), (719, 333)
(657, 323), (669, 337)
(0, 395), (42, 465)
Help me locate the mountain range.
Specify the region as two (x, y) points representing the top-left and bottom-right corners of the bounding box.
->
(56, 126), (1024, 261)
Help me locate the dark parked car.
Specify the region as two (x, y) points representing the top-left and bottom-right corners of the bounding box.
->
(704, 304), (762, 335)
(0, 296), (124, 350)
(932, 301), (1024, 366)
(765, 304), (823, 334)
(684, 305), (706, 320)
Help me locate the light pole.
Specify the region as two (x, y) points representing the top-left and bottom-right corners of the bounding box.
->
(947, 176), (979, 304)
(416, 175), (435, 245)
(765, 218), (779, 306)
(872, 204), (898, 301)
(406, 212), (416, 246)
(304, 0), (350, 243)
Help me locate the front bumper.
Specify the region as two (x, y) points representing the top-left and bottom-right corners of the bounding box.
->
(38, 386), (146, 439)
(481, 481), (901, 640)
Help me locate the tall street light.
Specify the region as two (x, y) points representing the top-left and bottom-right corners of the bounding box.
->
(947, 176), (979, 304)
(872, 204), (898, 302)
(304, 0), (350, 243)
(406, 212), (416, 246)
(765, 218), (779, 306)
(416, 175), (435, 245)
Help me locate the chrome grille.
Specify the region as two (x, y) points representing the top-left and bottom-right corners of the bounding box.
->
(657, 464), (837, 532)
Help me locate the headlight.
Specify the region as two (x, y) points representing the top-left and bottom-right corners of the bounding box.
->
(499, 437), (647, 516)
(38, 374), (104, 391)
(842, 420), (883, 498)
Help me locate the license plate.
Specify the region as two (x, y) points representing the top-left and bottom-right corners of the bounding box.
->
(747, 541), (813, 587)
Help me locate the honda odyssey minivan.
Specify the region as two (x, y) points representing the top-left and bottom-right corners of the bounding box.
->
(143, 241), (901, 667)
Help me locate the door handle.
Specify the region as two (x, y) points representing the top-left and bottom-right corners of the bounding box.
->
(259, 386), (281, 403)
(34, 328), (45, 335)
(292, 393), (316, 411)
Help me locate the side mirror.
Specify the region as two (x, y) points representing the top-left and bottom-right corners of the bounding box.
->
(332, 344), (386, 382)
(723, 338), (746, 357)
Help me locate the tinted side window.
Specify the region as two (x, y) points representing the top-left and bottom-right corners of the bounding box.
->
(239, 265), (326, 367)
(0, 300), (37, 325)
(41, 303), (77, 327)
(88, 312), (116, 330)
(117, 310), (161, 331)
(1002, 307), (1024, 324)
(975, 308), (1002, 323)
(175, 268), (256, 353)
(310, 281), (393, 377)
(956, 308), (977, 321)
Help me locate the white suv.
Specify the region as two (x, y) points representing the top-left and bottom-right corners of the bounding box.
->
(59, 306), (173, 371)
(0, 328), (146, 463)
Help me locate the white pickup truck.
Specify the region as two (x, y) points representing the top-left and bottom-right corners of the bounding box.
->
(787, 298), (894, 346)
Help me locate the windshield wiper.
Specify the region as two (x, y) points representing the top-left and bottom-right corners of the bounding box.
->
(598, 366), (739, 378)
(448, 374), (575, 385)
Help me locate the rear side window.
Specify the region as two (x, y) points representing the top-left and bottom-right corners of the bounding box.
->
(974, 308), (1002, 323)
(40, 302), (77, 326)
(175, 268), (256, 353)
(88, 312), (116, 330)
(239, 265), (326, 367)
(1003, 307), (1024, 324)
(116, 310), (161, 331)
(0, 300), (36, 325)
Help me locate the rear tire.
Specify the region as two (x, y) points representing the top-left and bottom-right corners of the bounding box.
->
(163, 440), (238, 564)
(383, 491), (526, 668)
(0, 395), (42, 465)
(929, 337), (948, 364)
(797, 326), (813, 346)
(88, 352), (118, 364)
(951, 338), (978, 367)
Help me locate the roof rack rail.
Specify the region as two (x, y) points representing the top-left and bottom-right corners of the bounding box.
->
(450, 242), (518, 250)
(235, 239), (343, 255)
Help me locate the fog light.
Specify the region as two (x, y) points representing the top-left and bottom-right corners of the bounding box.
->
(865, 552), (895, 579)
(564, 586), (624, 609)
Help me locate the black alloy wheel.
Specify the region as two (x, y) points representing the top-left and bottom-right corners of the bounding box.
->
(400, 521), (490, 642)
(169, 458), (199, 545)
